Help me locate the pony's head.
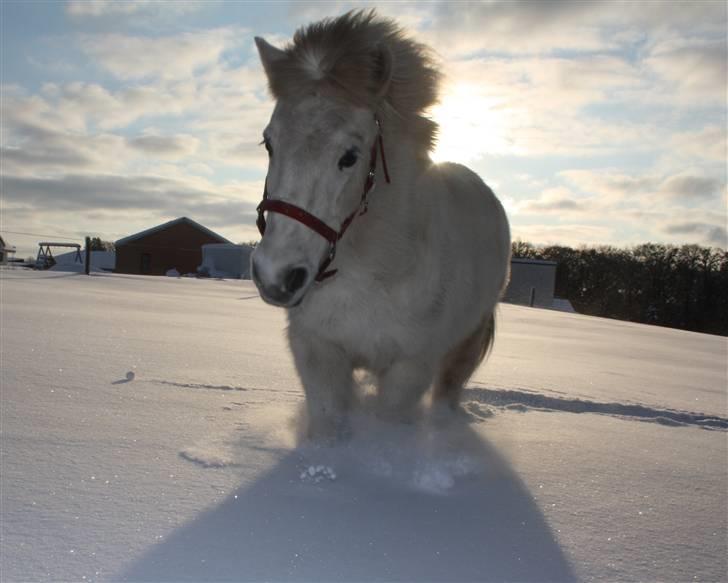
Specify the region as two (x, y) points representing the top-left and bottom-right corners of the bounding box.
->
(251, 10), (439, 307)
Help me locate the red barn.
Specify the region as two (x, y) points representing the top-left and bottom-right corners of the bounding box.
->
(115, 217), (231, 276)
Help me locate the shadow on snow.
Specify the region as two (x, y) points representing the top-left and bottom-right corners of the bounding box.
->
(120, 415), (575, 582)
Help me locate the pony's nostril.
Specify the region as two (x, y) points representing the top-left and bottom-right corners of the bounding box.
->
(284, 267), (308, 294)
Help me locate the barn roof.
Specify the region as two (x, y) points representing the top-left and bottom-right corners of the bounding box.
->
(0, 236), (16, 252)
(115, 217), (232, 247)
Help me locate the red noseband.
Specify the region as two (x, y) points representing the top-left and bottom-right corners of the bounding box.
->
(256, 118), (391, 282)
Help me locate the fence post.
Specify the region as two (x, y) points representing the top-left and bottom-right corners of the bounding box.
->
(85, 237), (91, 275)
(529, 287), (536, 307)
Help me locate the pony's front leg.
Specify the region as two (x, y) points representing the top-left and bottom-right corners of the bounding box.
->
(288, 331), (354, 442)
(377, 359), (435, 422)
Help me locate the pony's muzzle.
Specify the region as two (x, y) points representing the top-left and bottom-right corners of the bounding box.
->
(251, 254), (310, 307)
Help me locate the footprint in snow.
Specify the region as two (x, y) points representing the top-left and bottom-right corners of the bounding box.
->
(300, 465), (337, 483)
(112, 371), (135, 385)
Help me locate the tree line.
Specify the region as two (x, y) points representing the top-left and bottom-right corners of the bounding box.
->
(511, 241), (728, 336)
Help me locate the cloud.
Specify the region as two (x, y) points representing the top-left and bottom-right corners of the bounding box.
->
(78, 29), (242, 81)
(2, 144), (96, 173)
(4, 173), (199, 211)
(669, 126), (727, 162)
(663, 222), (727, 248)
(67, 0), (159, 16)
(645, 39), (727, 102)
(66, 0), (207, 18)
(128, 134), (200, 158)
(511, 223), (614, 247)
(416, 0), (726, 57)
(559, 169), (724, 205)
(12, 81), (201, 131)
(2, 62), (273, 174)
(559, 170), (657, 201)
(516, 169), (728, 248)
(281, 0), (725, 58)
(2, 172), (260, 227)
(1, 118), (130, 177)
(422, 1), (610, 56)
(518, 187), (591, 214)
(658, 175), (722, 201)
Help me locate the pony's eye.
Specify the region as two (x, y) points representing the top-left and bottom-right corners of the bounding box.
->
(338, 148), (358, 170)
(260, 138), (273, 157)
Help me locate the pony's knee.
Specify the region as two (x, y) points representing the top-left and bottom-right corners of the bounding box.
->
(377, 359), (434, 418)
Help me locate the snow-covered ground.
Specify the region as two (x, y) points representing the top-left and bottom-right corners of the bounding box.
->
(1, 270), (726, 582)
(48, 250), (116, 273)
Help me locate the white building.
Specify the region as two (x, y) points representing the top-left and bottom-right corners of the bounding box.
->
(0, 236), (17, 266)
(198, 244), (253, 279)
(503, 258), (560, 308)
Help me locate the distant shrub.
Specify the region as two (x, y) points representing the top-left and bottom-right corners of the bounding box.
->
(88, 237), (115, 252)
(512, 241), (728, 336)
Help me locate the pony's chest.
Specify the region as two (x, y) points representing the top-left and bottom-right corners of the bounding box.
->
(294, 282), (408, 369)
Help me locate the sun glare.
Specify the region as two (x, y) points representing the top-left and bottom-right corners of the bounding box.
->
(430, 85), (518, 164)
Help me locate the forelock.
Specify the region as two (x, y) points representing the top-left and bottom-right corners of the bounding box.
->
(263, 10), (441, 119)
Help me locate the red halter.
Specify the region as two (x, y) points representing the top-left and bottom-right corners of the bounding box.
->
(256, 118), (391, 282)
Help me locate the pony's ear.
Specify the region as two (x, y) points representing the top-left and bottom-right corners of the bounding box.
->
(373, 44), (394, 100)
(255, 36), (287, 80)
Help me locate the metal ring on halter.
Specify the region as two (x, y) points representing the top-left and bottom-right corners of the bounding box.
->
(360, 170), (376, 215)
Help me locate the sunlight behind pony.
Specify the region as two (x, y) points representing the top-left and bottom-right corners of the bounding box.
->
(430, 84), (520, 163)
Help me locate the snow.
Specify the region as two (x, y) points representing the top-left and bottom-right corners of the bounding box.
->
(1, 270), (726, 582)
(549, 298), (575, 313)
(49, 250), (116, 273)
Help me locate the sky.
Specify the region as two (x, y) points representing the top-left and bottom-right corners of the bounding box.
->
(1, 0), (726, 259)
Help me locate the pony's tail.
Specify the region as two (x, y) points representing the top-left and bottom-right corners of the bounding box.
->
(433, 312), (495, 410)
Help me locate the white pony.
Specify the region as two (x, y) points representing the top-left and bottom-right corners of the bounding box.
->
(251, 11), (511, 440)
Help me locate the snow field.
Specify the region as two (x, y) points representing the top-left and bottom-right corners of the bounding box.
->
(1, 270), (726, 582)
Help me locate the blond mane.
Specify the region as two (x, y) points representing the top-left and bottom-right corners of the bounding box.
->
(260, 10), (441, 151)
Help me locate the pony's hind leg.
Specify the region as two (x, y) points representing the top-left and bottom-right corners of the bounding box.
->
(433, 313), (495, 410)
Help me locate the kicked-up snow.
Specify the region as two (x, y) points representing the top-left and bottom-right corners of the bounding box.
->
(1, 270), (726, 582)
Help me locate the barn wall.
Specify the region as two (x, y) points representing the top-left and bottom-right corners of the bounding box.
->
(115, 222), (225, 276)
